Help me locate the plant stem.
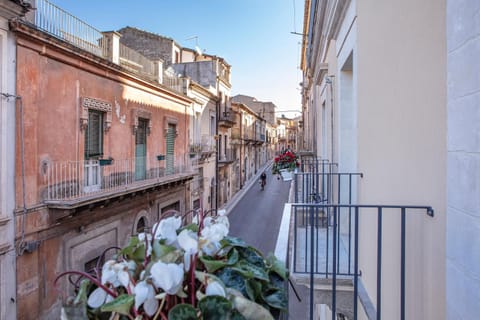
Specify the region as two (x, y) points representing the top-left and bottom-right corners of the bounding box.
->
(54, 270), (117, 298)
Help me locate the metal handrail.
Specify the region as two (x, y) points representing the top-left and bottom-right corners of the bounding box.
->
(291, 203), (434, 320)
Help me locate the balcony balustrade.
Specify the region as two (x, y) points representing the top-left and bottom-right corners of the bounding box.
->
(287, 158), (434, 319)
(218, 111), (236, 127)
(32, 0), (107, 57)
(30, 0), (186, 95)
(218, 148), (235, 165)
(43, 157), (193, 207)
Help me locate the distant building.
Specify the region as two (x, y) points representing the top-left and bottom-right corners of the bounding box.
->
(10, 6), (195, 318)
(0, 2), (31, 318)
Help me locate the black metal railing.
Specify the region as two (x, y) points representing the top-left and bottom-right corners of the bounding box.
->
(300, 158), (338, 174)
(294, 172), (363, 204)
(291, 204), (434, 320)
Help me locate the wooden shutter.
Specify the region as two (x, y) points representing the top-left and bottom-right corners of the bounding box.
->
(166, 124), (176, 173)
(85, 110), (103, 158)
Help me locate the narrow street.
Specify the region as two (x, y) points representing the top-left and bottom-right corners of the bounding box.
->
(228, 168), (290, 257)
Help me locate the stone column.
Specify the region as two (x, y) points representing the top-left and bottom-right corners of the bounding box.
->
(102, 31), (121, 64)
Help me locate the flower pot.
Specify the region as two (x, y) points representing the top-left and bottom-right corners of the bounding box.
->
(279, 169), (293, 181)
(99, 158), (113, 166)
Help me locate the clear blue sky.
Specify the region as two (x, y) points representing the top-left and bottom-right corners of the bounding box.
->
(49, 0), (304, 116)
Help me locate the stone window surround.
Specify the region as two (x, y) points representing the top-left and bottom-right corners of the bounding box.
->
(164, 115), (179, 137)
(131, 108), (152, 135)
(80, 97), (112, 132)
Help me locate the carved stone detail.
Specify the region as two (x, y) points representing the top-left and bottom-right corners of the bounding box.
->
(80, 97), (113, 132)
(131, 108), (152, 135)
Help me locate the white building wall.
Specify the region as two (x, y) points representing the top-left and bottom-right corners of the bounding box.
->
(0, 18), (17, 320)
(446, 1), (480, 318)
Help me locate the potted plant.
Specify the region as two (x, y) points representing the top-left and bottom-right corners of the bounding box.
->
(56, 210), (288, 319)
(99, 157), (114, 166)
(272, 150), (299, 181)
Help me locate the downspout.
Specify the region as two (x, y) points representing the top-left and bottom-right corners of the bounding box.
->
(215, 97), (219, 211)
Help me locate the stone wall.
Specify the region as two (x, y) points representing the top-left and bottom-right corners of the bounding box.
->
(446, 1), (480, 318)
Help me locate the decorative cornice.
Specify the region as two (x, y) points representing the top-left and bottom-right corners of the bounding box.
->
(0, 217), (10, 226)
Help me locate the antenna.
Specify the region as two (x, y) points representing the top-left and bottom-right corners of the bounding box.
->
(186, 36), (203, 55)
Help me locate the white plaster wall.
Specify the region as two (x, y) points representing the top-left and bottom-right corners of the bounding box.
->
(0, 20), (17, 320)
(356, 1), (446, 319)
(446, 0), (480, 318)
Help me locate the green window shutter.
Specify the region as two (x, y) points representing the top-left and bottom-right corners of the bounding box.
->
(85, 110), (103, 158)
(166, 124), (176, 173)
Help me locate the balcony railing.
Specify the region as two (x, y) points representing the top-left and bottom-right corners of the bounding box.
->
(218, 148), (235, 164)
(119, 43), (155, 79)
(44, 157), (192, 202)
(201, 135), (216, 153)
(292, 204), (434, 320)
(33, 0), (107, 57)
(30, 0), (187, 95)
(218, 111), (236, 127)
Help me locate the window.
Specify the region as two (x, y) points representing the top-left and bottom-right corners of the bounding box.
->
(210, 114), (216, 136)
(85, 110), (104, 158)
(84, 256), (100, 276)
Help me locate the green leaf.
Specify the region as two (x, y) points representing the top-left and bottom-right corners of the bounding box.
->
(221, 236), (248, 248)
(131, 245), (146, 262)
(237, 247), (265, 268)
(216, 268), (247, 297)
(227, 249), (239, 265)
(74, 279), (90, 306)
(168, 304), (198, 320)
(179, 223), (199, 233)
(198, 296), (232, 320)
(232, 260), (269, 281)
(100, 294), (134, 315)
(266, 254), (288, 280)
(267, 273), (285, 291)
(152, 240), (176, 259)
(118, 236), (139, 257)
(262, 290), (288, 310)
(230, 310), (247, 320)
(232, 295), (274, 320)
(199, 255), (229, 273)
(246, 279), (262, 301)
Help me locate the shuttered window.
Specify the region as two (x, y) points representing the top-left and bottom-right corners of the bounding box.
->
(166, 124), (176, 173)
(85, 110), (103, 158)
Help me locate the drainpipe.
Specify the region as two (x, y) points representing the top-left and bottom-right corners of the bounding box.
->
(215, 97), (219, 211)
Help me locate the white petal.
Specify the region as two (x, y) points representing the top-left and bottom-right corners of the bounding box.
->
(155, 216), (182, 244)
(87, 287), (107, 308)
(177, 230), (198, 253)
(134, 281), (149, 310)
(151, 261), (184, 295)
(118, 269), (130, 288)
(206, 281), (226, 297)
(144, 296), (159, 316)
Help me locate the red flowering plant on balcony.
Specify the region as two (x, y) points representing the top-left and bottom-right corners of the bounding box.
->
(272, 150), (300, 176)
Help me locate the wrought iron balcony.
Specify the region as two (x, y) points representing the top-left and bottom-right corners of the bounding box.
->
(43, 157), (194, 209)
(29, 0), (186, 94)
(291, 203), (434, 320)
(285, 158), (434, 319)
(218, 148), (235, 165)
(218, 111), (236, 127)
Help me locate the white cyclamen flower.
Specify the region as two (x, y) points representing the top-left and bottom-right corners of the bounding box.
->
(134, 280), (158, 316)
(153, 216), (182, 245)
(150, 261), (184, 295)
(206, 280), (226, 297)
(177, 229), (199, 270)
(201, 222), (229, 243)
(87, 287), (114, 309)
(101, 260), (133, 290)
